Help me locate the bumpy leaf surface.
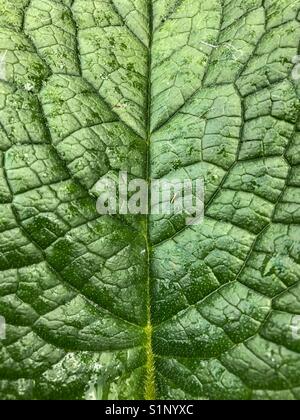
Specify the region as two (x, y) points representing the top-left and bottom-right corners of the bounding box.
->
(0, 0), (300, 400)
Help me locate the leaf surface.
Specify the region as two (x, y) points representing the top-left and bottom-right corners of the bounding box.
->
(0, 0), (299, 400)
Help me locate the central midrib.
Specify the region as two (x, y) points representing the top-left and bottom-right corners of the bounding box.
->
(144, 0), (156, 401)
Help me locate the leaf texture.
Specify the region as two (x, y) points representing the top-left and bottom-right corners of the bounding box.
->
(0, 0), (299, 400)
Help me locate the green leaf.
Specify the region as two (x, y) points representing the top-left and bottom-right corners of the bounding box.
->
(0, 0), (299, 400)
